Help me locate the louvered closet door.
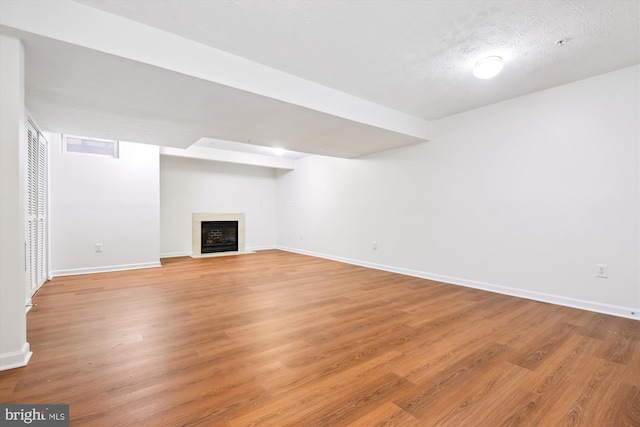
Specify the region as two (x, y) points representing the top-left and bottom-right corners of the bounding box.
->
(26, 120), (48, 299)
(36, 133), (48, 289)
(26, 122), (38, 297)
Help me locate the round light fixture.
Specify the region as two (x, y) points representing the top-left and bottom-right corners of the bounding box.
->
(473, 56), (503, 79)
(271, 147), (285, 156)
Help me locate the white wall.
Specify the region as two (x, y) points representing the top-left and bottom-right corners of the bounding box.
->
(160, 155), (278, 256)
(277, 65), (640, 319)
(0, 35), (31, 371)
(48, 134), (161, 275)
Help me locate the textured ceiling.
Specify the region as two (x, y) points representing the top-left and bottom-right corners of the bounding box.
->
(2, 0), (638, 159)
(77, 0), (640, 120)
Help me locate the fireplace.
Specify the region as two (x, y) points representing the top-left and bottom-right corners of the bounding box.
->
(192, 212), (249, 258)
(201, 221), (238, 253)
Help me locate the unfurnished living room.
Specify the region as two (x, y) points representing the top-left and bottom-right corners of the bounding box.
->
(1, 1), (639, 425)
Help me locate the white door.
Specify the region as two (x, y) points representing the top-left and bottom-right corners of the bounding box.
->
(36, 131), (48, 290)
(26, 119), (48, 298)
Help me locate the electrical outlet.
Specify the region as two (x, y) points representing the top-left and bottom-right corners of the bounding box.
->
(95, 243), (103, 253)
(596, 264), (608, 278)
(372, 241), (377, 250)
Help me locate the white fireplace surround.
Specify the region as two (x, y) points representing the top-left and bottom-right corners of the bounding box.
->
(191, 212), (251, 257)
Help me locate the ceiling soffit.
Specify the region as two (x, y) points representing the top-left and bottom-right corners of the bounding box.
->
(0, 0), (431, 159)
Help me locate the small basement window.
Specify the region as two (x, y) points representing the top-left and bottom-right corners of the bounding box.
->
(63, 135), (119, 158)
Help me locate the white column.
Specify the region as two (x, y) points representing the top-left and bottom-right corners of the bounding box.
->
(0, 34), (31, 370)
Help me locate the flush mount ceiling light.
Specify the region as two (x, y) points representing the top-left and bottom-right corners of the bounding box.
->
(271, 147), (285, 156)
(473, 56), (503, 79)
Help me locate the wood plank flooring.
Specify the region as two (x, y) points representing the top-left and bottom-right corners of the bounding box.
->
(1, 250), (638, 426)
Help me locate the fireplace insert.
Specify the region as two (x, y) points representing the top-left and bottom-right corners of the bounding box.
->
(201, 221), (239, 253)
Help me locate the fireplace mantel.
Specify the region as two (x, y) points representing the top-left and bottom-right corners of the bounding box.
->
(191, 213), (251, 258)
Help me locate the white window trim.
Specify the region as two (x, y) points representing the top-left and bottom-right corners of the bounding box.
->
(63, 134), (119, 158)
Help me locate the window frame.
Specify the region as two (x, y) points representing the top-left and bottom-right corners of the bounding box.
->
(62, 134), (119, 158)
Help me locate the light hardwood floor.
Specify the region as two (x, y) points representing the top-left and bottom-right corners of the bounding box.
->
(1, 250), (638, 426)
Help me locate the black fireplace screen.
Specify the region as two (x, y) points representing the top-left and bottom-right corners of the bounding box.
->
(201, 221), (239, 253)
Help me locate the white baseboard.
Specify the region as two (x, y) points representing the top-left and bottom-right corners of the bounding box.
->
(50, 261), (161, 278)
(0, 342), (32, 372)
(277, 246), (640, 321)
